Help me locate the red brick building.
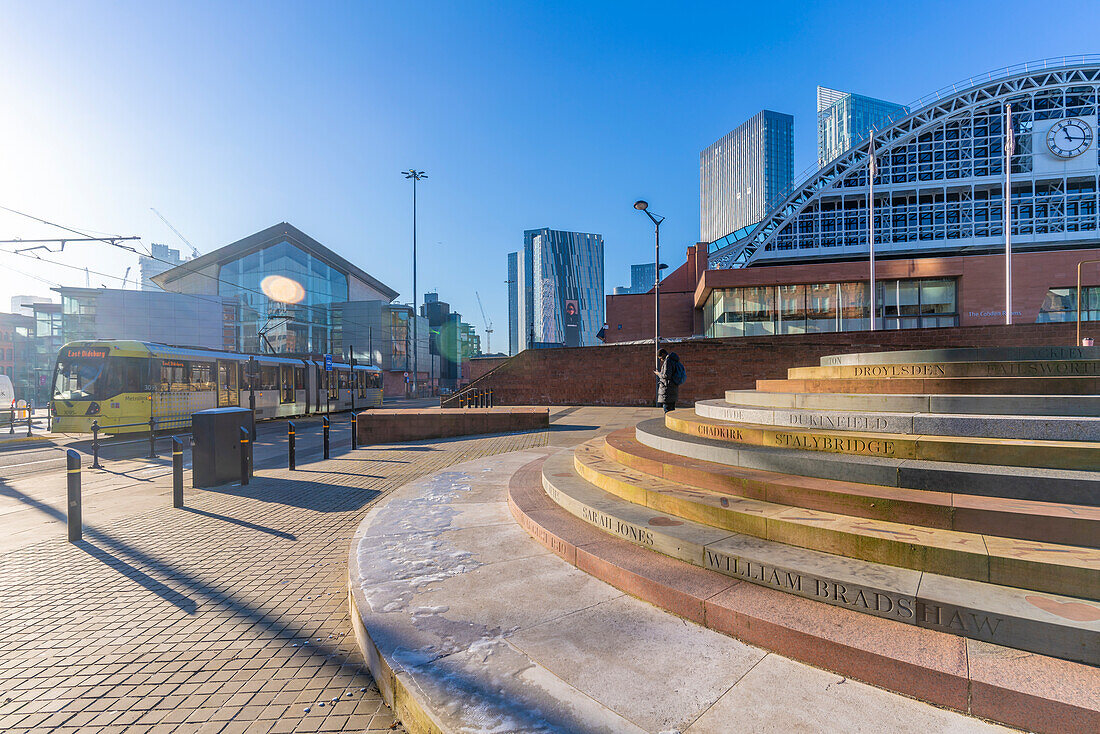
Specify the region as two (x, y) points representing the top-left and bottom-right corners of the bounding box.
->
(605, 244), (1100, 344)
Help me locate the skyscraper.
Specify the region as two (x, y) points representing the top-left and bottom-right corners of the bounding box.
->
(699, 110), (794, 243)
(508, 228), (604, 351)
(507, 252), (519, 355)
(612, 263), (657, 295)
(817, 86), (909, 168)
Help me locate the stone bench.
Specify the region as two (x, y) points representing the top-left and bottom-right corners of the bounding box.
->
(355, 407), (549, 444)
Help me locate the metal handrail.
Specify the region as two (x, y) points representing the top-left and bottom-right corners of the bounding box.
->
(1076, 258), (1100, 346)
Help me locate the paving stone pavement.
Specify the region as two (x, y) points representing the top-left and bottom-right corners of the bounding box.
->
(0, 428), (549, 733)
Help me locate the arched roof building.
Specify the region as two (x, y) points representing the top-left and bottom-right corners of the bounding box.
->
(710, 57), (1100, 270)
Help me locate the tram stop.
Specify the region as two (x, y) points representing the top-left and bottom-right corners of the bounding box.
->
(192, 407), (253, 488)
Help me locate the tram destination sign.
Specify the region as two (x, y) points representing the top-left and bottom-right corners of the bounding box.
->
(63, 347), (108, 360)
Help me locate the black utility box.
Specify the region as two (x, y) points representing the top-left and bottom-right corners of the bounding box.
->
(192, 407), (252, 488)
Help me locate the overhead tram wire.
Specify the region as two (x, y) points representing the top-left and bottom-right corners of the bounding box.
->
(0, 204), (408, 345)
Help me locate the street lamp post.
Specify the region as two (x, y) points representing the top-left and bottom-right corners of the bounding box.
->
(634, 200), (665, 404)
(403, 169), (427, 397)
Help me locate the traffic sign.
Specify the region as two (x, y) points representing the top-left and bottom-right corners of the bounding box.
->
(324, 355), (333, 372)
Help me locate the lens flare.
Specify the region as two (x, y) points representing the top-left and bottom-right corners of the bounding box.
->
(261, 275), (306, 304)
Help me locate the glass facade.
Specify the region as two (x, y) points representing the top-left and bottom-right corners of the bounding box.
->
(705, 277), (958, 337)
(712, 67), (1100, 269)
(516, 228), (604, 349)
(1036, 286), (1100, 322)
(507, 252), (519, 355)
(700, 110), (794, 241)
(817, 87), (910, 168)
(218, 241), (348, 354)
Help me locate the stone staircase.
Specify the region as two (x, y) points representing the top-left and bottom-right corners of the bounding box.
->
(517, 346), (1100, 730)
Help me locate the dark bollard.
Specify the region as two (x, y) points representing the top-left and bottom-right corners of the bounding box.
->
(488, 389), (494, 408)
(147, 416), (157, 459)
(288, 421), (296, 471)
(47, 403), (52, 433)
(239, 426), (250, 486)
(172, 437), (184, 508)
(26, 409), (32, 437)
(91, 420), (102, 469)
(351, 412), (358, 450)
(323, 416), (330, 460)
(8, 405), (13, 434)
(67, 449), (81, 542)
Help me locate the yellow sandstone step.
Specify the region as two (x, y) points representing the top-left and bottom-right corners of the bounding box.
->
(788, 359), (1100, 380)
(572, 438), (1100, 600)
(664, 410), (1100, 471)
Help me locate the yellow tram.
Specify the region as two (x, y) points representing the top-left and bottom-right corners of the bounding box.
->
(51, 341), (383, 434)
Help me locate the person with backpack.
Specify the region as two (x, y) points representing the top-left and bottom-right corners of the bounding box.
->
(654, 348), (685, 413)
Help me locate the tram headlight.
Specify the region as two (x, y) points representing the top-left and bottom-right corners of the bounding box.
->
(85, 402), (101, 416)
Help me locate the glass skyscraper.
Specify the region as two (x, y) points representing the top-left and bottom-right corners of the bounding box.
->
(612, 263), (657, 295)
(508, 228), (604, 351)
(507, 252), (519, 355)
(699, 110), (794, 242)
(817, 86), (909, 168)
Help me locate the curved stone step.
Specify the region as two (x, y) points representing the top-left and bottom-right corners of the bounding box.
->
(603, 427), (1100, 548)
(541, 449), (1100, 666)
(725, 389), (1100, 417)
(696, 398), (1100, 441)
(634, 418), (1100, 507)
(572, 438), (1100, 601)
(757, 376), (1100, 395)
(665, 409), (1100, 471)
(790, 359), (1100, 381)
(820, 346), (1100, 367)
(513, 459), (1100, 733)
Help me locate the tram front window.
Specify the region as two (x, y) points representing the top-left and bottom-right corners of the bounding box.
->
(54, 357), (107, 400)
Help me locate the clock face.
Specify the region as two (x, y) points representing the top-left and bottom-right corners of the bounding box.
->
(1047, 118), (1094, 159)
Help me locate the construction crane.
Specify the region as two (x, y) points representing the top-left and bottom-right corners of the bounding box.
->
(150, 208), (201, 258)
(475, 291), (493, 354)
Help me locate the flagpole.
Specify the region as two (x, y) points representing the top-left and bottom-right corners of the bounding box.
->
(868, 136), (877, 331)
(1005, 103), (1013, 325)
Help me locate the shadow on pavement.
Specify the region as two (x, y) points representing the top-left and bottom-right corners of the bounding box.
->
(181, 506), (297, 540)
(75, 540), (198, 613)
(196, 476), (382, 513)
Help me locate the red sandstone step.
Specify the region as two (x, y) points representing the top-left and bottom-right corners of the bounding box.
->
(602, 428), (1100, 548)
(508, 455), (1100, 734)
(756, 376), (1100, 395)
(356, 407), (549, 444)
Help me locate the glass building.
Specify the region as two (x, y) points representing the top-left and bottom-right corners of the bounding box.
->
(510, 228), (604, 350)
(154, 223), (400, 356)
(507, 252), (519, 355)
(613, 263), (657, 295)
(700, 58), (1100, 337)
(711, 60), (1100, 270)
(700, 110), (794, 242)
(218, 241), (348, 354)
(817, 86), (909, 168)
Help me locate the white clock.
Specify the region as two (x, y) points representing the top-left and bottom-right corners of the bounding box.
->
(1047, 118), (1093, 159)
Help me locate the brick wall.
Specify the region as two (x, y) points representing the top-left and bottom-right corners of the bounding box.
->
(443, 322), (1080, 407)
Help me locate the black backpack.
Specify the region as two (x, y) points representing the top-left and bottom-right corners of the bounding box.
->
(670, 358), (686, 386)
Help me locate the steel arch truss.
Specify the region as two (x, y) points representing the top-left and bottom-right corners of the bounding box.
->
(709, 63), (1100, 269)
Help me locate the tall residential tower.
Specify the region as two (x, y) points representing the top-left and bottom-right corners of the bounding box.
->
(699, 110), (794, 243)
(817, 86), (909, 168)
(507, 228), (604, 352)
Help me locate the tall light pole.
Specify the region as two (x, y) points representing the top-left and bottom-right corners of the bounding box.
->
(634, 200), (665, 403)
(403, 169), (427, 396)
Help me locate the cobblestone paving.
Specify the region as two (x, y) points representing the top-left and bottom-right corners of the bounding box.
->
(0, 430), (549, 733)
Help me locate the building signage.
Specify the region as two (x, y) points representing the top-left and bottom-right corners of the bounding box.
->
(63, 348), (108, 360)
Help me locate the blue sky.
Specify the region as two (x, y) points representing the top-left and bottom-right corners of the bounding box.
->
(0, 1), (1096, 349)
